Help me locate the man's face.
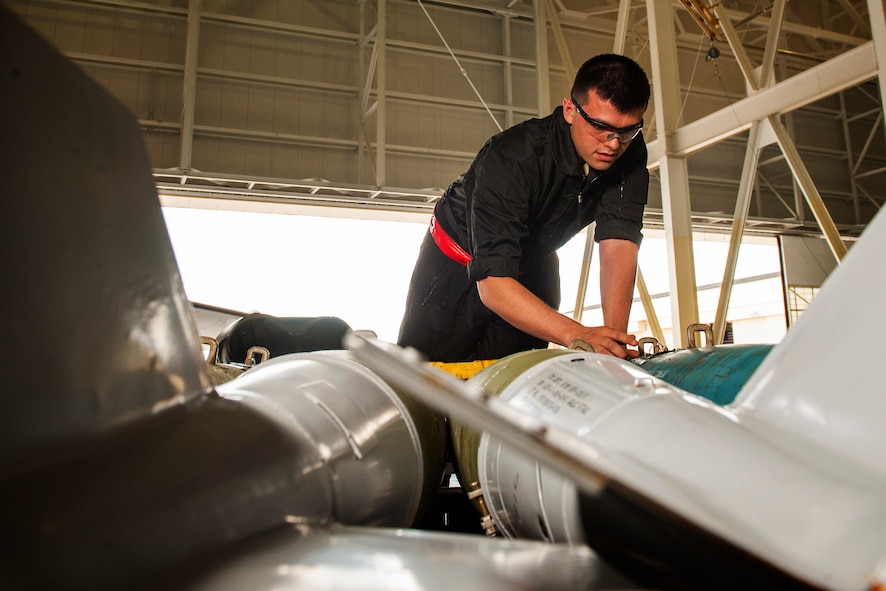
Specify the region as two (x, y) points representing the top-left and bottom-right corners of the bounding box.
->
(563, 90), (645, 172)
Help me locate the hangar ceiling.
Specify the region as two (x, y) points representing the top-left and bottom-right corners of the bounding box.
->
(9, 0), (884, 236)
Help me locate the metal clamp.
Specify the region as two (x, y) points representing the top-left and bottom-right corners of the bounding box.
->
(637, 337), (666, 356)
(201, 336), (219, 364)
(685, 323), (714, 349)
(201, 336), (249, 386)
(244, 346), (270, 367)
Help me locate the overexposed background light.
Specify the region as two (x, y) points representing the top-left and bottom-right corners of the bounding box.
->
(162, 207), (786, 345)
(162, 207), (428, 342)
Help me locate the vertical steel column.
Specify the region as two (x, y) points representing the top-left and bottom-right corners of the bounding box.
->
(179, 0), (200, 171)
(503, 15), (515, 129)
(617, 1), (665, 344)
(358, 1), (380, 185)
(646, 0), (698, 348)
(534, 0), (551, 116)
(546, 0), (575, 77)
(358, 0), (367, 184)
(376, 0), (387, 187)
(613, 0), (630, 54)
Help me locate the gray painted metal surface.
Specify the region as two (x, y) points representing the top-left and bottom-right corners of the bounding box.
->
(216, 350), (448, 527)
(183, 524), (638, 591)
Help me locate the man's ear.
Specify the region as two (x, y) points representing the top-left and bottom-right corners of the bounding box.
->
(562, 97), (574, 124)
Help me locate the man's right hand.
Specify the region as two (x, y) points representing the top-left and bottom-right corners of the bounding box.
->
(571, 326), (639, 359)
(477, 276), (641, 359)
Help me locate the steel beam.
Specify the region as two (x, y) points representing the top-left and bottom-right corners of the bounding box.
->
(502, 15), (515, 129)
(613, 0), (630, 55)
(645, 41), (878, 164)
(616, 0), (664, 344)
(647, 0), (699, 348)
(546, 0), (575, 78)
(719, 5), (867, 47)
(376, 0), (387, 187)
(179, 0), (200, 171)
(534, 0), (551, 115)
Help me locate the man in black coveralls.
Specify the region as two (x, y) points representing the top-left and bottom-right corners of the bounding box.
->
(398, 54), (651, 363)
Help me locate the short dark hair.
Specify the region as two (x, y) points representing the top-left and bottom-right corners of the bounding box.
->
(571, 54), (650, 114)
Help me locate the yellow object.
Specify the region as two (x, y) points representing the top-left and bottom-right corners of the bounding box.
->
(428, 359), (497, 380)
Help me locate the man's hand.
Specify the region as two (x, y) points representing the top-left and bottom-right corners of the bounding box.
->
(477, 276), (640, 359)
(571, 326), (639, 359)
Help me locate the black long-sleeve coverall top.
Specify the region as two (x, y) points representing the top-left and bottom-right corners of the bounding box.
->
(398, 106), (649, 363)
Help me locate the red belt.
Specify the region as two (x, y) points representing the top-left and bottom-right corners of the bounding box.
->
(430, 214), (472, 266)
